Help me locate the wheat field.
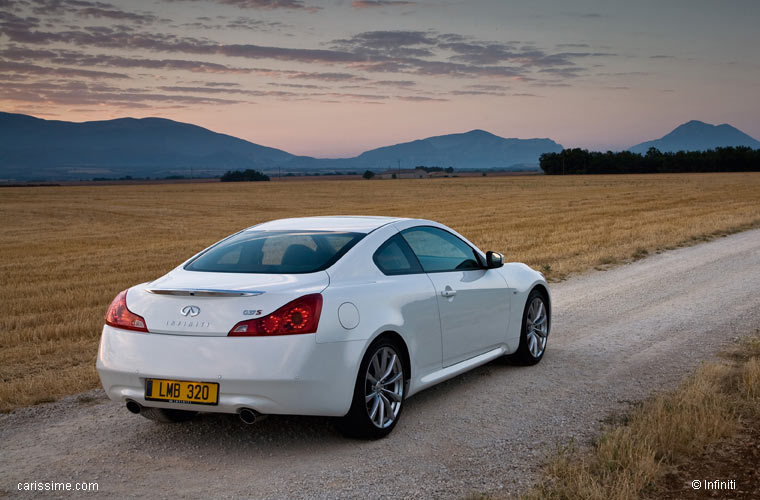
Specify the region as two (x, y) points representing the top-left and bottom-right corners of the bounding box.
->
(1, 173), (759, 412)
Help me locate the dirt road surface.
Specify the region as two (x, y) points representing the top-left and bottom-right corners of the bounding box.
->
(2, 229), (759, 499)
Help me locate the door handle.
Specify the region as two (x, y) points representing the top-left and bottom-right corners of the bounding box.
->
(440, 286), (457, 298)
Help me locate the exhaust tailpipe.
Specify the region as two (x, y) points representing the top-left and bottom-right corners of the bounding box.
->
(239, 408), (259, 425)
(126, 400), (142, 414)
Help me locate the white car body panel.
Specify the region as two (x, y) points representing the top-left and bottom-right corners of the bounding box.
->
(129, 270), (329, 336)
(427, 269), (511, 366)
(97, 325), (361, 416)
(96, 216), (550, 418)
(496, 262), (551, 348)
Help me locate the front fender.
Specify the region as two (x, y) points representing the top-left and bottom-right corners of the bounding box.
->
(497, 263), (551, 350)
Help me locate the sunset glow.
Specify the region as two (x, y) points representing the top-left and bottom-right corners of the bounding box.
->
(1, 0), (758, 156)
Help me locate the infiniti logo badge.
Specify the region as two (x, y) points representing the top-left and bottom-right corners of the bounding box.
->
(180, 305), (201, 317)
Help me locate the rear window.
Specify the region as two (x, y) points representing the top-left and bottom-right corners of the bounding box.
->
(185, 231), (364, 274)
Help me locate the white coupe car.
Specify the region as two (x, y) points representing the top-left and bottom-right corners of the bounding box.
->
(97, 216), (550, 438)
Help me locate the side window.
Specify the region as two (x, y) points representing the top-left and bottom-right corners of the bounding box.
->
(401, 226), (481, 273)
(373, 234), (422, 275)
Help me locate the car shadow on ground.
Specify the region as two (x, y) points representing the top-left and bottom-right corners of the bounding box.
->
(125, 359), (523, 454)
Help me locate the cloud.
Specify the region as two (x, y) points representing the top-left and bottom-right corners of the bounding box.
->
(0, 0), (619, 112)
(268, 82), (325, 89)
(333, 30), (607, 78)
(0, 46), (258, 74)
(537, 66), (585, 77)
(0, 0), (25, 12)
(332, 30), (437, 58)
(220, 43), (360, 62)
(450, 89), (507, 96)
(396, 95), (447, 102)
(157, 84), (300, 98)
(30, 0), (162, 25)
(202, 81), (241, 87)
(287, 71), (369, 81)
(226, 16), (288, 30)
(531, 81), (571, 87)
(0, 80), (246, 108)
(0, 10), (605, 81)
(375, 80), (416, 87)
(0, 59), (129, 79)
(351, 1), (416, 8)
(163, 0), (320, 11)
(355, 58), (525, 79)
(176, 16), (287, 32)
(440, 39), (614, 67)
(323, 92), (389, 101)
(465, 84), (510, 91)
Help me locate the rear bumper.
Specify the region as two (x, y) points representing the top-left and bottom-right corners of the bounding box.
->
(96, 325), (364, 417)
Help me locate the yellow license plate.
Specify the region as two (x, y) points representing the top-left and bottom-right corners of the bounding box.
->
(145, 378), (219, 405)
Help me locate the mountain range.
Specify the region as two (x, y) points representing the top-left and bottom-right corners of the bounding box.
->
(0, 112), (294, 181)
(1, 112), (758, 181)
(0, 112), (561, 180)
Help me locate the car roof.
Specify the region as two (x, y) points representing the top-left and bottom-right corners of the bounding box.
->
(247, 216), (409, 233)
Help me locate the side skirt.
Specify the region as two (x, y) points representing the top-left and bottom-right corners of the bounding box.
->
(407, 346), (506, 397)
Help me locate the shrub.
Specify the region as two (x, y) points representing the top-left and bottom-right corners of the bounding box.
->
(220, 169), (270, 182)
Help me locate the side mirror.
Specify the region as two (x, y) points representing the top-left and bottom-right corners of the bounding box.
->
(486, 251), (504, 269)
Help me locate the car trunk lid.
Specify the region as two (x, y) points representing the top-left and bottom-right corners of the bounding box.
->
(126, 268), (329, 336)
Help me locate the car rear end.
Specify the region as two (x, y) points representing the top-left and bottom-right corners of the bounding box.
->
(96, 225), (374, 419)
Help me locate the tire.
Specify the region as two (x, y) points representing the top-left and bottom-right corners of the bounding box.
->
(140, 407), (198, 423)
(506, 289), (550, 365)
(335, 337), (406, 439)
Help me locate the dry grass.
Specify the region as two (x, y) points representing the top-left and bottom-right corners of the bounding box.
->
(522, 333), (760, 500)
(1, 173), (760, 412)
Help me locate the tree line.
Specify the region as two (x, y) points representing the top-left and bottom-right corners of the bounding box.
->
(220, 169), (270, 182)
(540, 147), (760, 175)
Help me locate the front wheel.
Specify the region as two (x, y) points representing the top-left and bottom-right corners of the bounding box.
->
(506, 289), (550, 365)
(335, 338), (406, 439)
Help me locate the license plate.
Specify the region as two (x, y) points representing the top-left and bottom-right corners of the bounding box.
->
(145, 378), (219, 405)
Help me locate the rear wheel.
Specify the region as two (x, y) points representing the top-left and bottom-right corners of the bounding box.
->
(140, 407), (198, 423)
(335, 338), (406, 439)
(507, 289), (550, 365)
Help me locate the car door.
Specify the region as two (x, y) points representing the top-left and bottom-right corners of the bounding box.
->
(400, 226), (510, 367)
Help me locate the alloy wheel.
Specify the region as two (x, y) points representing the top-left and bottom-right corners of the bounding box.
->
(526, 297), (548, 358)
(364, 346), (404, 429)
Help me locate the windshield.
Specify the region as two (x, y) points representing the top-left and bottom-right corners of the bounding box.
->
(185, 230), (365, 274)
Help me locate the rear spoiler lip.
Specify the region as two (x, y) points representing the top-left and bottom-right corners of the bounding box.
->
(146, 288), (265, 297)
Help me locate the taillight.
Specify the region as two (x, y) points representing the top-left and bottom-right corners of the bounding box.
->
(229, 294), (323, 337)
(105, 289), (148, 332)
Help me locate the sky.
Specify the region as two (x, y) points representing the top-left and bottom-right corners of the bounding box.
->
(1, 0), (759, 157)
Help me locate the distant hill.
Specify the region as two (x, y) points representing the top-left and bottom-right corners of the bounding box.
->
(345, 129), (563, 171)
(629, 120), (760, 154)
(0, 112), (295, 180)
(278, 129), (562, 172)
(0, 112), (564, 180)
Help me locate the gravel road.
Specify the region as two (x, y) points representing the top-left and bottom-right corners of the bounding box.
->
(2, 229), (760, 499)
